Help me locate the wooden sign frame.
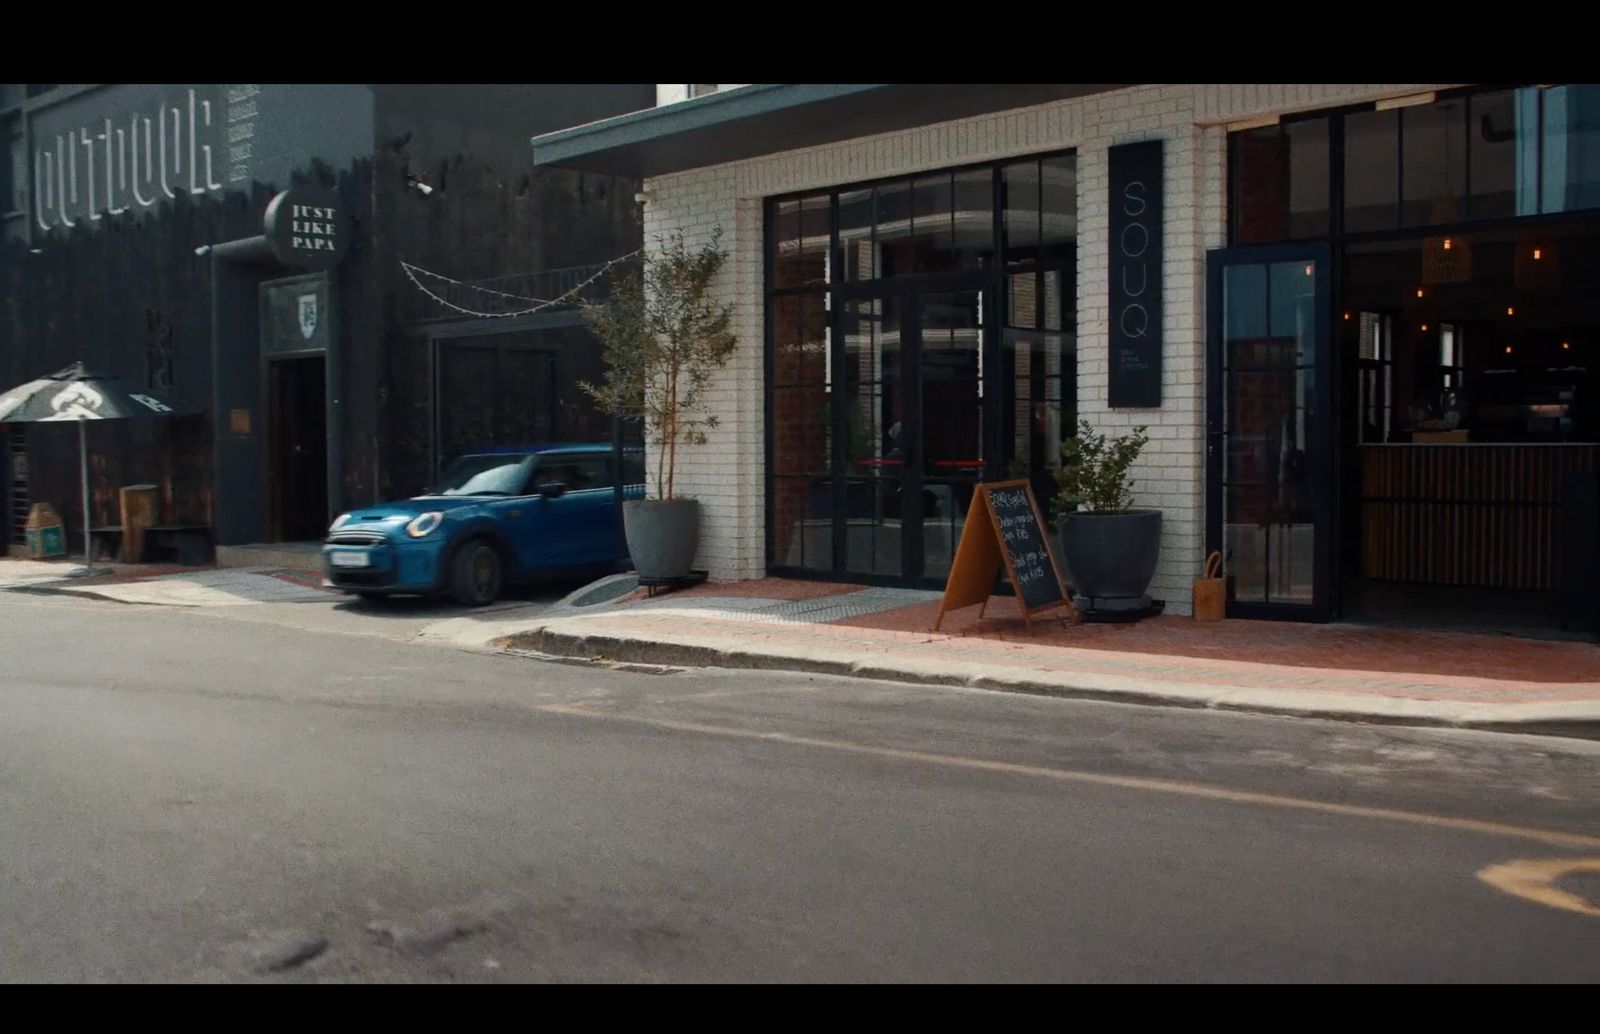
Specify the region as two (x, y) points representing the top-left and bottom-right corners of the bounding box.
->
(933, 480), (1078, 634)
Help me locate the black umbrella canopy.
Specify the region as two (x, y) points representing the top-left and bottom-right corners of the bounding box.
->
(0, 362), (197, 424)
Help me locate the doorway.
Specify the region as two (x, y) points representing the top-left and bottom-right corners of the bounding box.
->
(822, 280), (988, 585)
(1205, 242), (1335, 620)
(268, 355), (328, 542)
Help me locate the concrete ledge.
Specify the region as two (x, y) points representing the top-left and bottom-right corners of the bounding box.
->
(498, 624), (1600, 742)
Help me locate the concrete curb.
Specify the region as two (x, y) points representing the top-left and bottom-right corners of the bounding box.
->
(499, 626), (1600, 742)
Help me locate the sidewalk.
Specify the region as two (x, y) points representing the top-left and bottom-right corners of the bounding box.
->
(0, 557), (331, 606)
(498, 578), (1600, 739)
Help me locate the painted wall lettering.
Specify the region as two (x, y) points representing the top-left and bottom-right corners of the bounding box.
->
(32, 87), (229, 232)
(1107, 139), (1164, 408)
(26, 84), (374, 234)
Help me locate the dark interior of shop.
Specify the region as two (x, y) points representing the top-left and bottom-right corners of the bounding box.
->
(1227, 84), (1600, 634)
(1338, 221), (1600, 634)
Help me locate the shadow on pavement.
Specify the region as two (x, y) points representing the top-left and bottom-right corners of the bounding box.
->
(327, 577), (591, 620)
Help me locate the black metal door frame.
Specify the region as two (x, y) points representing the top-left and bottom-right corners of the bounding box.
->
(1205, 241), (1336, 622)
(821, 270), (993, 587)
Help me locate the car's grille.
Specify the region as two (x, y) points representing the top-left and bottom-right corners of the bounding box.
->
(328, 570), (392, 587)
(327, 531), (387, 546)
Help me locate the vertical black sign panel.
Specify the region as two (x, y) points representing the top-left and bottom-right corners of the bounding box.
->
(1108, 139), (1164, 408)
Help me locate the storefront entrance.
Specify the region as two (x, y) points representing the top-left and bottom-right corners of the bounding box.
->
(267, 355), (328, 542)
(822, 281), (987, 583)
(1214, 84), (1600, 632)
(1205, 243), (1335, 620)
(766, 152), (1078, 589)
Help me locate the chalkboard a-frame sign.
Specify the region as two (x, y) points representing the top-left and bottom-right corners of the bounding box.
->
(934, 481), (1079, 634)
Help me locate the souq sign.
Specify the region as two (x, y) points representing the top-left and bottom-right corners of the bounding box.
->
(1107, 139), (1164, 408)
(263, 187), (350, 271)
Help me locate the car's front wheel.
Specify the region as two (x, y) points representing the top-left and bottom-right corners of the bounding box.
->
(450, 540), (503, 607)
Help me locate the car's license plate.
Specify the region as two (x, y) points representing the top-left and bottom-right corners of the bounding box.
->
(331, 551), (370, 568)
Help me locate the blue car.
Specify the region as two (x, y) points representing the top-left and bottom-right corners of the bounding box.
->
(322, 444), (644, 606)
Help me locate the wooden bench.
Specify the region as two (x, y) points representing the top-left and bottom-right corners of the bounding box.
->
(88, 525), (124, 562)
(139, 525), (215, 566)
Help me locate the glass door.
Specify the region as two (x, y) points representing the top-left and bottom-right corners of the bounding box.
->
(838, 291), (910, 581)
(914, 289), (985, 582)
(834, 282), (988, 585)
(1206, 243), (1335, 620)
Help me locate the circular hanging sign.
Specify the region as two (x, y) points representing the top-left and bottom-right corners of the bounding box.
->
(263, 186), (351, 271)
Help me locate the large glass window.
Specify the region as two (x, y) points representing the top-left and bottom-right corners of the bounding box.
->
(1467, 88), (1539, 220)
(1401, 97), (1468, 227)
(1231, 85), (1600, 245)
(766, 152), (1076, 581)
(1342, 108), (1400, 234)
(1543, 84), (1600, 214)
(1230, 117), (1331, 243)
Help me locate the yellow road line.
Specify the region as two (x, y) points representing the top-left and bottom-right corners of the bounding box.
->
(537, 702), (1600, 852)
(1477, 859), (1600, 918)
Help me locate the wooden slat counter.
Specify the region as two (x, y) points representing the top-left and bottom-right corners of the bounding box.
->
(1360, 444), (1599, 590)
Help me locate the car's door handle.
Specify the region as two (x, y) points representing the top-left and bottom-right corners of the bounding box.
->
(507, 510), (521, 518)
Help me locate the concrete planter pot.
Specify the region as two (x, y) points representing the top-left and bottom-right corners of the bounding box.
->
(624, 498), (701, 580)
(1059, 510), (1162, 601)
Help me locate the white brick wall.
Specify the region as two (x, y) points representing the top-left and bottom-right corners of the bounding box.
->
(655, 84), (752, 107)
(641, 84), (1456, 612)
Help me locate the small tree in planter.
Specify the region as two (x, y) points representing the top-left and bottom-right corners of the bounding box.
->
(581, 228), (738, 579)
(1051, 420), (1162, 604)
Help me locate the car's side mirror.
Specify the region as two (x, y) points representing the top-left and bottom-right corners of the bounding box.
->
(536, 481), (568, 499)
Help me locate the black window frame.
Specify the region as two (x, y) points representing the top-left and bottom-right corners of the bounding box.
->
(763, 149), (1078, 582)
(1229, 84), (1600, 248)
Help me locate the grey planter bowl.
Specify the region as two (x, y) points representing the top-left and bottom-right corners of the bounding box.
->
(624, 498), (701, 580)
(1059, 509), (1162, 600)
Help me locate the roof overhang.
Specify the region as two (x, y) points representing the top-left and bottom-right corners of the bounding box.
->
(531, 84), (1133, 179)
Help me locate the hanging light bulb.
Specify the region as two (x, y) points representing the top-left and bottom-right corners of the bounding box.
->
(1443, 237), (1453, 251)
(1533, 247), (1543, 261)
(1416, 288), (1425, 298)
(1506, 305), (1516, 316)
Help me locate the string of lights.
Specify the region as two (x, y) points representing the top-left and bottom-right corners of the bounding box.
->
(399, 250), (640, 319)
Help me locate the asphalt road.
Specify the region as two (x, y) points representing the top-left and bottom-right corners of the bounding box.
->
(1, 589), (1597, 982)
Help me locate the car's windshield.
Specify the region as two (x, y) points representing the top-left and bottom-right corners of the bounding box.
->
(425, 454), (532, 496)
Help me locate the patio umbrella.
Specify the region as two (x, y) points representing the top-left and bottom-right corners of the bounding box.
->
(0, 362), (195, 561)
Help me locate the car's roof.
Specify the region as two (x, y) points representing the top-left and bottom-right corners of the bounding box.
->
(460, 443), (642, 457)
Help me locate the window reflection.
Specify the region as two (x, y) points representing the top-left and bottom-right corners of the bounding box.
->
(1221, 261), (1318, 605)
(766, 151), (1076, 582)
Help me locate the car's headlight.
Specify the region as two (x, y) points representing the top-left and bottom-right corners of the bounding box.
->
(405, 511), (444, 538)
(329, 513), (352, 532)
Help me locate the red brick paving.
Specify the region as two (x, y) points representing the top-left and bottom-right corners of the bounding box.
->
(834, 595), (1600, 685)
(637, 578), (1600, 686)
